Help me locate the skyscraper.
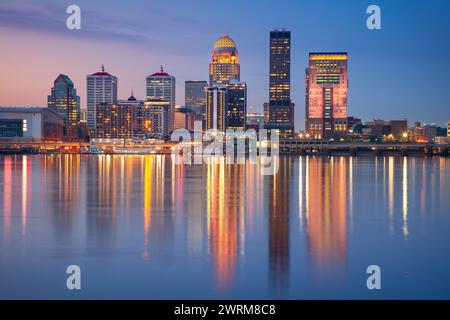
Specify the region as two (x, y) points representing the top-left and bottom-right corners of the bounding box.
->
(209, 35), (240, 84)
(185, 80), (207, 114)
(86, 65), (118, 132)
(305, 53), (348, 139)
(142, 99), (172, 139)
(146, 66), (175, 132)
(267, 29), (294, 138)
(48, 74), (80, 138)
(225, 80), (247, 130)
(206, 85), (227, 131)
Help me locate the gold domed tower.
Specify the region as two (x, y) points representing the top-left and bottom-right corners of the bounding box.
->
(209, 35), (240, 84)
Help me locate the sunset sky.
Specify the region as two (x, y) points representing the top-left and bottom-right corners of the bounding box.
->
(0, 0), (449, 129)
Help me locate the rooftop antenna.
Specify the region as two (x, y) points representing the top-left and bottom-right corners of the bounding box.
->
(160, 65), (164, 72)
(101, 64), (105, 72)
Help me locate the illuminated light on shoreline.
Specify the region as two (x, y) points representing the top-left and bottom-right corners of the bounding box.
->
(402, 157), (409, 237)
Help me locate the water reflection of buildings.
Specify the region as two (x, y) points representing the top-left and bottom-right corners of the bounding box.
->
(267, 157), (291, 295)
(141, 155), (177, 260)
(43, 155), (81, 240)
(206, 160), (244, 292)
(304, 157), (347, 277)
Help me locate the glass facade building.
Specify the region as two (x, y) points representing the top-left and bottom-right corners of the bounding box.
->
(47, 74), (80, 138)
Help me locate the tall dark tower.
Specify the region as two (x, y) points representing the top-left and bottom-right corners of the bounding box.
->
(267, 29), (294, 138)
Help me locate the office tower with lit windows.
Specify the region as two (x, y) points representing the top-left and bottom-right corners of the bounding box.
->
(95, 102), (135, 139)
(48, 74), (80, 138)
(305, 53), (348, 139)
(185, 80), (207, 114)
(225, 80), (247, 130)
(206, 85), (227, 131)
(86, 65), (118, 132)
(267, 29), (294, 138)
(209, 35), (240, 84)
(142, 99), (172, 139)
(146, 66), (175, 132)
(117, 92), (145, 135)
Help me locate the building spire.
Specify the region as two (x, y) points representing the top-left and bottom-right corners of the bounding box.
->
(160, 65), (164, 73)
(101, 64), (105, 72)
(131, 88), (134, 96)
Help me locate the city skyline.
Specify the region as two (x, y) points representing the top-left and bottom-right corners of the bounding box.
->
(0, 0), (449, 129)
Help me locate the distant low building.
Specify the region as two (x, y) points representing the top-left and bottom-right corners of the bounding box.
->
(0, 107), (64, 141)
(246, 112), (265, 130)
(174, 107), (195, 131)
(409, 122), (436, 143)
(390, 120), (408, 140)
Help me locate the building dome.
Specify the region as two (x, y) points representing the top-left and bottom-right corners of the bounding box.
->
(214, 35), (236, 49)
(211, 35), (239, 65)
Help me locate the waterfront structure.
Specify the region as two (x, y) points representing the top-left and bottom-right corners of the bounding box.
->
(410, 122), (437, 143)
(225, 81), (247, 130)
(142, 99), (172, 139)
(47, 74), (80, 138)
(206, 85), (227, 131)
(0, 107), (64, 141)
(267, 29), (294, 138)
(185, 81), (207, 114)
(305, 53), (348, 139)
(95, 103), (135, 139)
(146, 66), (175, 132)
(209, 35), (240, 84)
(86, 65), (118, 132)
(174, 107), (195, 131)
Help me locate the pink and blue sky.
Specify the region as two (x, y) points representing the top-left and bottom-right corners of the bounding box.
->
(0, 0), (449, 129)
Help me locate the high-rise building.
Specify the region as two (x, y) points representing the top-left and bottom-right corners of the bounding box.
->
(95, 102), (135, 139)
(118, 91), (145, 135)
(305, 53), (348, 139)
(142, 99), (171, 139)
(267, 29), (294, 138)
(146, 66), (175, 132)
(47, 74), (80, 137)
(206, 85), (227, 131)
(86, 65), (118, 132)
(447, 121), (450, 137)
(209, 35), (240, 84)
(185, 81), (207, 114)
(174, 107), (195, 131)
(225, 80), (247, 130)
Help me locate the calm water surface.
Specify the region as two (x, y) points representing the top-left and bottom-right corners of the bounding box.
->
(0, 155), (449, 299)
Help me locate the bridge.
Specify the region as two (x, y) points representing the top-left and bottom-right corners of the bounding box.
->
(278, 140), (449, 156)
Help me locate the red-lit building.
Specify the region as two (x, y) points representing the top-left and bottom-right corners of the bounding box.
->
(305, 53), (348, 139)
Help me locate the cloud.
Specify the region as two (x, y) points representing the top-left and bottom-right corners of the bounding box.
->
(0, 0), (203, 51)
